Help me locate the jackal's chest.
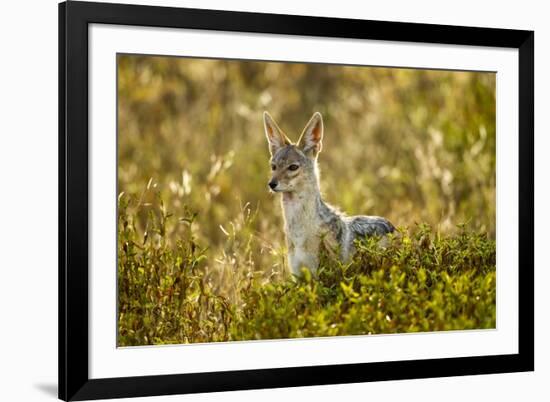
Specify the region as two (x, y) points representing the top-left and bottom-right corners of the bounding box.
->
(283, 202), (320, 248)
(281, 198), (343, 275)
(282, 200), (337, 251)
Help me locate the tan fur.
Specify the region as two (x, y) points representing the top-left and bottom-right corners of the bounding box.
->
(263, 111), (394, 276)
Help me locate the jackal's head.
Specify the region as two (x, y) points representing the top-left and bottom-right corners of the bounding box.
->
(263, 112), (323, 194)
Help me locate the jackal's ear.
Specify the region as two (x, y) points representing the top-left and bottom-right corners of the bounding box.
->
(298, 112), (323, 158)
(263, 112), (291, 156)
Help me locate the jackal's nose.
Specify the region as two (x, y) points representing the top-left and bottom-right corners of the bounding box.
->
(268, 180), (278, 190)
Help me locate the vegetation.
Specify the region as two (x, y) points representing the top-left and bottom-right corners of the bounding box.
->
(117, 55), (496, 345)
(118, 195), (495, 345)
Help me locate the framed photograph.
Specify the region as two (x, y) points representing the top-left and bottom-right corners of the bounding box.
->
(59, 1), (534, 400)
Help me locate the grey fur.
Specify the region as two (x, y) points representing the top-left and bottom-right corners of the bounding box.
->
(347, 215), (395, 238)
(317, 197), (394, 248)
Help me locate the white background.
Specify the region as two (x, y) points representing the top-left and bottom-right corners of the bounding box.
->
(0, 0), (545, 401)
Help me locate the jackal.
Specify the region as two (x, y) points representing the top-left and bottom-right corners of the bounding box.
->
(263, 111), (395, 276)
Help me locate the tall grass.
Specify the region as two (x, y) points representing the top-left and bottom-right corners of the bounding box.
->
(118, 193), (495, 346)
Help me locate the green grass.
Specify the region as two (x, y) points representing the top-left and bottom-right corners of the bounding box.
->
(117, 193), (496, 346)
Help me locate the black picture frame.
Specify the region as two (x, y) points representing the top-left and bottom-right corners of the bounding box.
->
(59, 1), (534, 400)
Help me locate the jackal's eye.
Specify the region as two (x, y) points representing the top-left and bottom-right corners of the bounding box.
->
(271, 164), (276, 171)
(288, 164), (299, 171)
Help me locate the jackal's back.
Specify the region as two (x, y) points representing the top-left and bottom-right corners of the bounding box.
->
(346, 215), (395, 238)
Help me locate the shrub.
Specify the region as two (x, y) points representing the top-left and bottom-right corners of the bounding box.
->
(117, 195), (495, 346)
